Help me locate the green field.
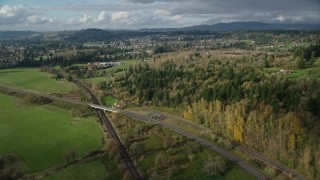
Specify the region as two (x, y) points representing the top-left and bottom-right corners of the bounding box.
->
(0, 93), (103, 173)
(45, 160), (107, 180)
(84, 59), (142, 84)
(264, 59), (320, 79)
(0, 68), (77, 92)
(98, 59), (142, 73)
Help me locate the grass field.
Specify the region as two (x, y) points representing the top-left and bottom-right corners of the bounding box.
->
(292, 59), (320, 79)
(0, 68), (77, 92)
(97, 59), (142, 74)
(0, 93), (103, 173)
(83, 59), (142, 84)
(45, 160), (107, 180)
(264, 59), (320, 79)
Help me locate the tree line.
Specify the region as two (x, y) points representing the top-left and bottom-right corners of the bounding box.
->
(114, 49), (320, 179)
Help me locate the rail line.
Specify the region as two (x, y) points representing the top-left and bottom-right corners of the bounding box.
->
(76, 82), (142, 180)
(0, 83), (142, 179)
(0, 84), (305, 179)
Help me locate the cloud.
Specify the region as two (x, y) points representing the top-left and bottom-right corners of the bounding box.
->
(65, 13), (101, 25)
(155, 9), (171, 17)
(125, 0), (157, 4)
(27, 15), (55, 25)
(66, 18), (78, 25)
(169, 15), (183, 21)
(111, 11), (130, 24)
(0, 4), (27, 24)
(276, 15), (286, 23)
(125, 0), (180, 4)
(79, 13), (92, 23)
(96, 11), (108, 22)
(1, 0), (319, 30)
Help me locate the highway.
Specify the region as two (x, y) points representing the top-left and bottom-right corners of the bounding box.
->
(232, 143), (304, 180)
(0, 84), (304, 180)
(122, 110), (269, 180)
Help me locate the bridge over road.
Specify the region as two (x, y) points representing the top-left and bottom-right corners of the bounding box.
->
(87, 103), (120, 113)
(0, 84), (304, 180)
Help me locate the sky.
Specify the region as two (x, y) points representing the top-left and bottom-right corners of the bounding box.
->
(0, 0), (319, 31)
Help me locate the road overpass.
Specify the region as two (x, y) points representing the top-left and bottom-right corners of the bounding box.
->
(0, 84), (304, 180)
(87, 103), (120, 113)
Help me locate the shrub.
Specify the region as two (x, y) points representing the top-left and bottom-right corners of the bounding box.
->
(203, 156), (228, 176)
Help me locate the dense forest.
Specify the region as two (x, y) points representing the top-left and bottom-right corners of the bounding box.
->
(113, 45), (320, 179)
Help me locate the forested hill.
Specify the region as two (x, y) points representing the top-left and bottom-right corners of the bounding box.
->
(0, 31), (38, 40)
(111, 45), (320, 179)
(139, 22), (320, 32)
(183, 22), (320, 31)
(1, 22), (319, 41)
(65, 29), (150, 42)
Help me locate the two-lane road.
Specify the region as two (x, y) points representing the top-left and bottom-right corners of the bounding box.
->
(122, 110), (268, 180)
(1, 84), (304, 180)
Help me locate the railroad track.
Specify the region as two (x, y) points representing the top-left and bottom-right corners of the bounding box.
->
(76, 82), (142, 180)
(0, 83), (304, 179)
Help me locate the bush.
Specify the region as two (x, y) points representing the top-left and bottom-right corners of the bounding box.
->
(155, 152), (166, 171)
(203, 156), (228, 177)
(71, 106), (94, 117)
(24, 94), (53, 105)
(129, 142), (145, 156)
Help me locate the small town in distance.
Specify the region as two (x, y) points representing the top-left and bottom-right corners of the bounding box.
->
(0, 1), (320, 180)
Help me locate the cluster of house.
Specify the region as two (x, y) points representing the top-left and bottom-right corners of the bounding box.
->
(87, 61), (121, 71)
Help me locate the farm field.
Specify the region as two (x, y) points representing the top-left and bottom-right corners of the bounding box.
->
(0, 93), (103, 173)
(0, 68), (77, 92)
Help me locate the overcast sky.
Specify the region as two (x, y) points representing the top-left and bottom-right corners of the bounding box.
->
(0, 0), (319, 31)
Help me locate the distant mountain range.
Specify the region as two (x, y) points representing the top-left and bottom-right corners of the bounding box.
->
(138, 22), (320, 32)
(0, 22), (319, 40)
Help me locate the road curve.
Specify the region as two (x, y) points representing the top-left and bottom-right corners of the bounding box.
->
(122, 110), (268, 180)
(0, 84), (303, 179)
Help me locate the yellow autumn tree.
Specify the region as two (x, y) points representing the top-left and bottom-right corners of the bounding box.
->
(183, 105), (193, 120)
